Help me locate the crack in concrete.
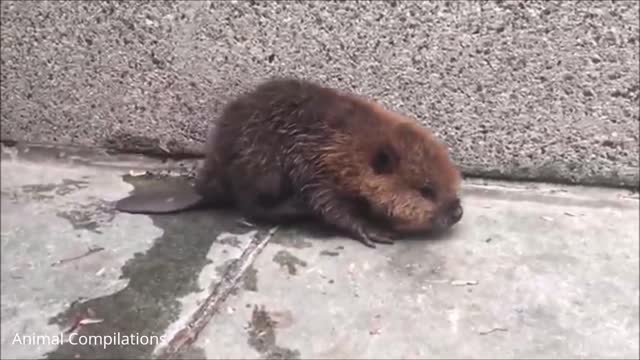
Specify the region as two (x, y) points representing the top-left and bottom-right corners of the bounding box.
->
(155, 226), (279, 359)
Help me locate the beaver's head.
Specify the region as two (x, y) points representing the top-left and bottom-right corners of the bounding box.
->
(363, 119), (463, 235)
(325, 97), (464, 236)
(321, 97), (463, 236)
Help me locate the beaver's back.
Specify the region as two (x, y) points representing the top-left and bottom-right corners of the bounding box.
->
(212, 78), (365, 179)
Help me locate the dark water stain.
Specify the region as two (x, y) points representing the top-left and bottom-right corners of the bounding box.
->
(56, 199), (117, 234)
(273, 250), (307, 276)
(172, 344), (208, 359)
(21, 178), (89, 200)
(242, 265), (258, 292)
(270, 221), (344, 249)
(45, 174), (269, 360)
(271, 232), (313, 249)
(20, 183), (56, 200)
(57, 179), (90, 195)
(218, 233), (242, 248)
(247, 305), (300, 359)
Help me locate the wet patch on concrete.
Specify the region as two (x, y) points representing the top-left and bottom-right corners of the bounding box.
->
(272, 250), (307, 276)
(171, 345), (208, 359)
(56, 199), (117, 234)
(44, 174), (269, 359)
(22, 178), (89, 199)
(242, 265), (258, 292)
(19, 183), (57, 201)
(247, 305), (300, 360)
(218, 233), (243, 248)
(55, 179), (90, 195)
(270, 232), (313, 249)
(2, 178), (90, 203)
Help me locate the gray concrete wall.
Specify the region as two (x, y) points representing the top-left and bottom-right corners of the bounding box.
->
(1, 0), (638, 187)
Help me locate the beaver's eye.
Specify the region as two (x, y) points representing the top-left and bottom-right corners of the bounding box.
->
(419, 185), (437, 200)
(371, 147), (396, 174)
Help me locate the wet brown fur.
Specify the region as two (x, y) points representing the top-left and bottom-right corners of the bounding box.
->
(117, 77), (463, 247)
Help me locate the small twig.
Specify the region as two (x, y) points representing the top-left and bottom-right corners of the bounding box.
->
(64, 309), (103, 334)
(478, 327), (508, 335)
(237, 219), (256, 227)
(51, 246), (104, 267)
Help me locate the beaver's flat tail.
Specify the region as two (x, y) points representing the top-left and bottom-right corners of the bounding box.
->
(115, 188), (206, 214)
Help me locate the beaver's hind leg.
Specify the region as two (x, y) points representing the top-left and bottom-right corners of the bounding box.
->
(233, 171), (315, 224)
(240, 194), (315, 224)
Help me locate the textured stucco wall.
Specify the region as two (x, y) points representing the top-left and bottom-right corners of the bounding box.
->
(1, 1), (638, 187)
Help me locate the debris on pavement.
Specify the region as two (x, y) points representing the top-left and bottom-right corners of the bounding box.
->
(347, 263), (360, 298)
(541, 216), (554, 222)
(95, 267), (106, 276)
(478, 327), (508, 335)
(78, 318), (104, 326)
(51, 246), (105, 267)
(64, 308), (104, 334)
(237, 219), (256, 227)
(369, 314), (383, 335)
(451, 280), (479, 286)
(128, 170), (149, 177)
(564, 211), (584, 217)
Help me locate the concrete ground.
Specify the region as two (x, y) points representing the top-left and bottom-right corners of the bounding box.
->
(1, 143), (639, 359)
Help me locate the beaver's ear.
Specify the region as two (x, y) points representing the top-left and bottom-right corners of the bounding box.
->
(371, 144), (399, 175)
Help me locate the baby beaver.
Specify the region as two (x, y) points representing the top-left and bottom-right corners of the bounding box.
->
(115, 77), (464, 248)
